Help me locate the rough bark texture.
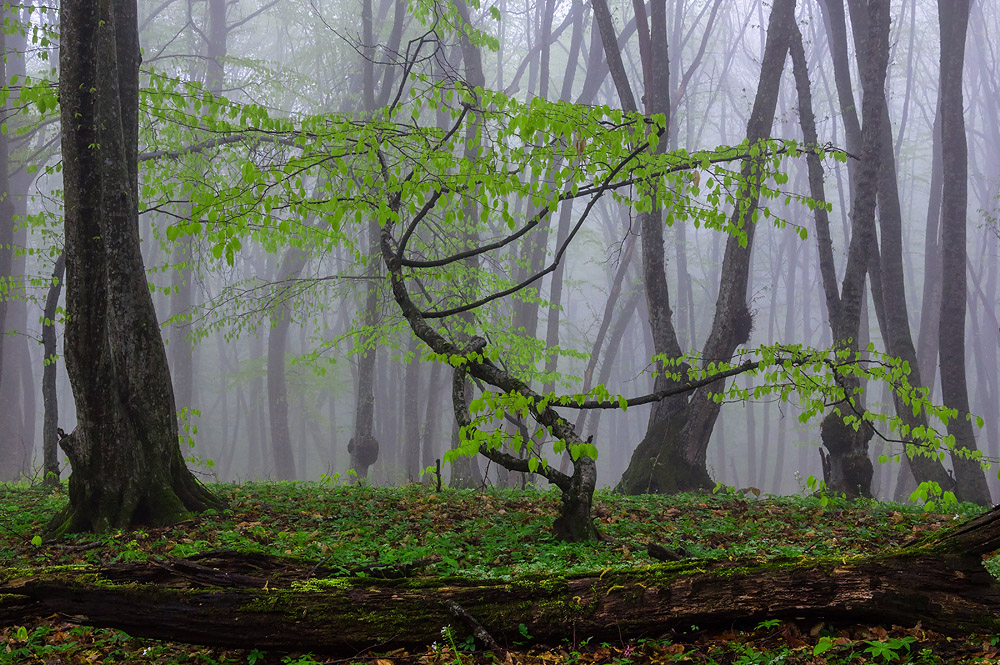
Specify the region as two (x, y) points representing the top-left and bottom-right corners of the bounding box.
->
(52, 0), (219, 535)
(6, 509), (1000, 652)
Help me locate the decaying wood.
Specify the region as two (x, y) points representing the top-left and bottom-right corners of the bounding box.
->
(3, 508), (1000, 655)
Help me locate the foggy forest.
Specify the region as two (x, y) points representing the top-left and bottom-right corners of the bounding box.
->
(3, 0), (1000, 660)
(2, 0), (997, 506)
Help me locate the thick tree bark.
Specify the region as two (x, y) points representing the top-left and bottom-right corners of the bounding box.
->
(6, 510), (1000, 651)
(51, 0), (219, 535)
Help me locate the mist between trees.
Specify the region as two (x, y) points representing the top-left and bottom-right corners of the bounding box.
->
(1, 0), (998, 517)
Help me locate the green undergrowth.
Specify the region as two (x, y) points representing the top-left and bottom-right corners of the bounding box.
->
(2, 481), (999, 664)
(0, 482), (986, 575)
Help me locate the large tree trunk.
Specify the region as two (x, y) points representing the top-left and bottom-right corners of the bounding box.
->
(6, 508), (1000, 652)
(51, 0), (219, 536)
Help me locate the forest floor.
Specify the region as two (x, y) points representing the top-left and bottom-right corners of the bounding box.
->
(2, 480), (999, 664)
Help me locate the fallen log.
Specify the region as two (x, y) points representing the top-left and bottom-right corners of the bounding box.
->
(2, 508), (1000, 654)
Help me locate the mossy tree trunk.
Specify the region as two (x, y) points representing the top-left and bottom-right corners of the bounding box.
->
(617, 413), (713, 494)
(51, 0), (219, 536)
(7, 508), (1000, 652)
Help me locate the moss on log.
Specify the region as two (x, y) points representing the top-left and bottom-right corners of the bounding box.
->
(2, 521), (1000, 655)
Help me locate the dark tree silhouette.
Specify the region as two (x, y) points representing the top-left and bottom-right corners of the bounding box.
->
(51, 0), (219, 535)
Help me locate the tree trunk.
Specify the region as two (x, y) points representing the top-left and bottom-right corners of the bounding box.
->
(0, 17), (15, 479)
(539, 3), (587, 395)
(51, 0), (219, 536)
(937, 0), (990, 505)
(267, 248), (310, 480)
(811, 0), (895, 498)
(581, 288), (642, 442)
(420, 359), (443, 482)
(618, 0), (796, 495)
(817, 0), (953, 497)
(403, 336), (422, 482)
(350, 221), (381, 480)
(6, 510), (1000, 651)
(41, 253), (66, 487)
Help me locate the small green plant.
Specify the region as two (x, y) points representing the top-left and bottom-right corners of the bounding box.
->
(247, 648), (266, 664)
(439, 625), (472, 664)
(755, 618), (782, 631)
(805, 474), (830, 507)
(813, 636), (836, 657)
(909, 481), (958, 513)
(512, 622), (535, 646)
(713, 481), (737, 495)
(862, 636), (916, 662)
(732, 642), (790, 664)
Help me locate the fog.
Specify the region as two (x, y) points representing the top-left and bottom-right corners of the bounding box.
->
(1, 0), (998, 502)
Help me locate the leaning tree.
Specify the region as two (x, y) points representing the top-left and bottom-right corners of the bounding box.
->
(51, 0), (220, 535)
